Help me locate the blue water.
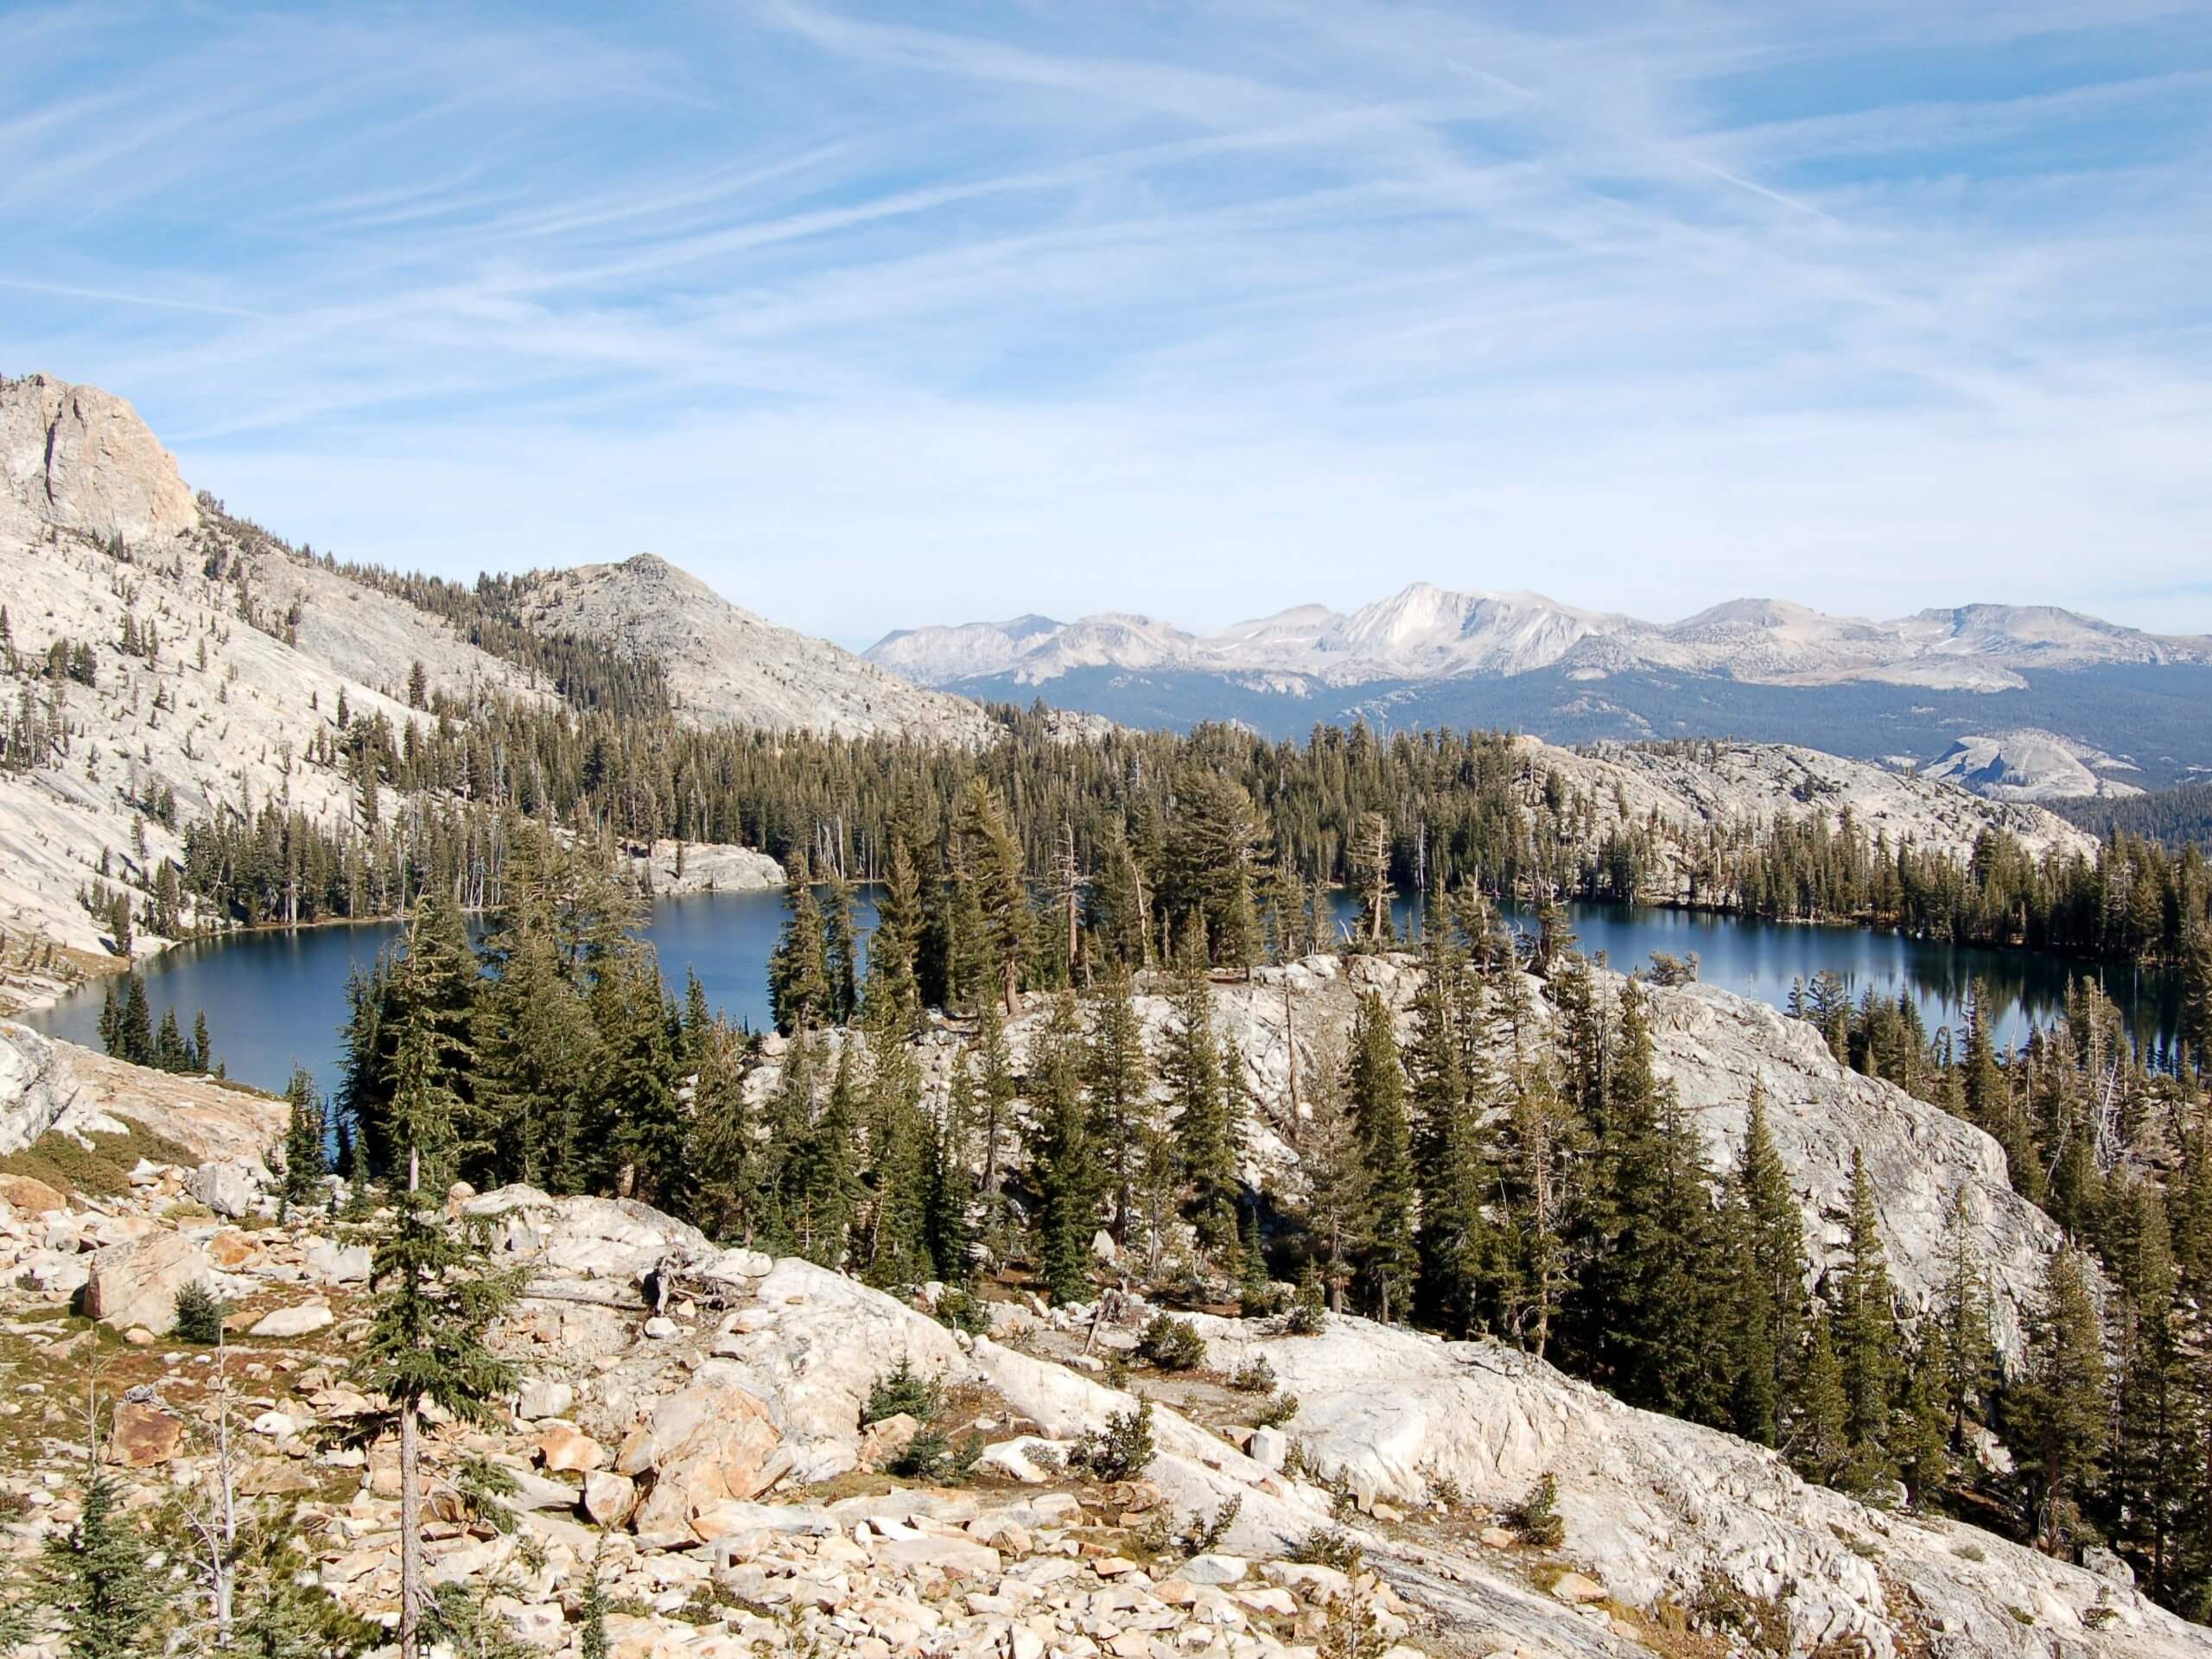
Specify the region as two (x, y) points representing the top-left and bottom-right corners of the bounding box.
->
(22, 889), (2175, 1098)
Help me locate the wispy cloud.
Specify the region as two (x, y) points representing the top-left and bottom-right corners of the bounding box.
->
(2, 0), (2207, 641)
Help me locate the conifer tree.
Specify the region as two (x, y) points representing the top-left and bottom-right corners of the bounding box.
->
(951, 778), (1029, 1014)
(1725, 1086), (1807, 1445)
(279, 1066), (327, 1218)
(1934, 1187), (1996, 1448)
(2008, 1246), (2109, 1551)
(1027, 994), (1102, 1301)
(1345, 991), (1415, 1322)
(1408, 934), (1485, 1335)
(823, 870), (861, 1023)
(1084, 967), (1150, 1243)
(39, 1459), (159, 1659)
(864, 837), (925, 1033)
(346, 1173), (518, 1659)
(767, 882), (832, 1035)
(1790, 1310), (1850, 1486)
(970, 1003), (1019, 1245)
(791, 1044), (860, 1268)
(924, 1048), (977, 1282)
(1161, 940), (1240, 1261)
(862, 1039), (932, 1291)
(1833, 1149), (1902, 1491)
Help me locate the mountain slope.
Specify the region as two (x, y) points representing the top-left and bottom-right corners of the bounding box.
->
(509, 553), (994, 745)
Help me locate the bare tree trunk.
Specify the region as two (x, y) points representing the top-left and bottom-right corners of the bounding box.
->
(400, 1141), (423, 1659)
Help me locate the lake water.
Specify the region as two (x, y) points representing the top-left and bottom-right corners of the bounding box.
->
(22, 890), (2177, 1098)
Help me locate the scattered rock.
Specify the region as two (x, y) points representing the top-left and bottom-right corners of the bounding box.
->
(248, 1302), (334, 1338)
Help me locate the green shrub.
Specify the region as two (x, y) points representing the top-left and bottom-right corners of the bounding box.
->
(933, 1287), (991, 1337)
(888, 1427), (983, 1484)
(1282, 1268), (1327, 1336)
(1288, 1525), (1365, 1574)
(1069, 1399), (1155, 1481)
(1227, 1355), (1276, 1394)
(864, 1355), (942, 1426)
(174, 1281), (226, 1345)
(1253, 1392), (1300, 1429)
(1510, 1471), (1565, 1548)
(1136, 1313), (1206, 1371)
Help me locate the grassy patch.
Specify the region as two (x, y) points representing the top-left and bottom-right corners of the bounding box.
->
(0, 1120), (200, 1198)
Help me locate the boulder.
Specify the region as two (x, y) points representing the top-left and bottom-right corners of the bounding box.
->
(534, 1421), (606, 1474)
(303, 1240), (372, 1283)
(108, 1402), (184, 1466)
(83, 1230), (208, 1333)
(621, 1367), (791, 1542)
(858, 1413), (920, 1471)
(1181, 1554), (1247, 1586)
(516, 1378), (575, 1422)
(583, 1471), (637, 1529)
(188, 1160), (262, 1218)
(248, 1302), (334, 1338)
(0, 1172), (67, 1214)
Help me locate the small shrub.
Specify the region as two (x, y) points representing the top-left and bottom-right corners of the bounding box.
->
(1953, 1541), (1986, 1563)
(1425, 1471), (1464, 1509)
(173, 1281), (226, 1345)
(1288, 1525), (1365, 1575)
(1239, 1282), (1285, 1319)
(889, 1427), (984, 1484)
(1282, 1269), (1327, 1336)
(864, 1355), (942, 1427)
(1227, 1355), (1277, 1395)
(933, 1287), (991, 1337)
(1141, 1495), (1243, 1560)
(1254, 1392), (1301, 1429)
(1136, 1313), (1206, 1371)
(1069, 1398), (1155, 1482)
(1510, 1471), (1565, 1548)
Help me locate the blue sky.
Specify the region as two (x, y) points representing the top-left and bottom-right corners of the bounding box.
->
(5, 2), (2210, 645)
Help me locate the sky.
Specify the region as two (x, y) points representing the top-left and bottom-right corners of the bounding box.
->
(4, 2), (2210, 647)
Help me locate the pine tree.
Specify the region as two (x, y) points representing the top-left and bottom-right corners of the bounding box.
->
(39, 1460), (159, 1659)
(791, 1044), (860, 1268)
(1725, 1085), (1806, 1446)
(1345, 991), (1416, 1322)
(924, 1048), (977, 1283)
(1084, 967), (1150, 1244)
(1833, 1149), (1902, 1491)
(1162, 940), (1239, 1262)
(2007, 1245), (2108, 1551)
(767, 882), (832, 1035)
(862, 1039), (932, 1291)
(970, 1002), (1019, 1248)
(279, 1066), (327, 1218)
(1408, 936), (1485, 1335)
(1934, 1187), (1996, 1450)
(1027, 994), (1102, 1302)
(823, 870), (861, 1024)
(951, 778), (1029, 1014)
(864, 836), (925, 1034)
(1790, 1310), (1850, 1486)
(348, 1182), (519, 1659)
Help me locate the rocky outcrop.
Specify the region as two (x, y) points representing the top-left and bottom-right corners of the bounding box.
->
(0, 1020), (71, 1154)
(0, 373), (200, 547)
(0, 1024), (287, 1166)
(4, 1173), (2207, 1659)
(622, 838), (785, 897)
(1203, 1314), (2198, 1659)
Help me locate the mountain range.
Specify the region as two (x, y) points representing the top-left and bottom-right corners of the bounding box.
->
(867, 588), (2212, 791)
(869, 583), (2212, 694)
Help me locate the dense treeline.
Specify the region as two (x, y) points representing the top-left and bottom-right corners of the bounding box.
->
(161, 688), (2212, 985)
(2056, 781), (2212, 854)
